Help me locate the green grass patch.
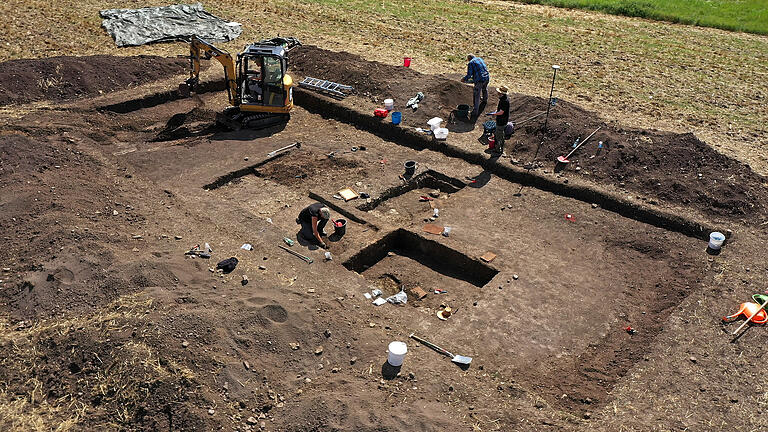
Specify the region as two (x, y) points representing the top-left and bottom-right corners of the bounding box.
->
(514, 0), (768, 34)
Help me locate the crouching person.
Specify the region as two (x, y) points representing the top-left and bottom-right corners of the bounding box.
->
(297, 202), (331, 248)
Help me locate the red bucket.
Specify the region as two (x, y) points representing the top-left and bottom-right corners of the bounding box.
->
(403, 57), (412, 67)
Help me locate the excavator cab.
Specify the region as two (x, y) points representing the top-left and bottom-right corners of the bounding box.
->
(237, 42), (292, 110)
(181, 35), (300, 130)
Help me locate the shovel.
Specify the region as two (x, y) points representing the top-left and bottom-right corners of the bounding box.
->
(409, 333), (472, 365)
(556, 126), (601, 164)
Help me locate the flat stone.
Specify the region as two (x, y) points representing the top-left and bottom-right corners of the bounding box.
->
(512, 274), (519, 280)
(174, 235), (183, 240)
(314, 345), (324, 355)
(182, 340), (190, 348)
(247, 416), (258, 425)
(258, 265), (267, 270)
(290, 343), (300, 350)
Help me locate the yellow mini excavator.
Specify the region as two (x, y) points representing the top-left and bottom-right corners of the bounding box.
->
(179, 35), (301, 130)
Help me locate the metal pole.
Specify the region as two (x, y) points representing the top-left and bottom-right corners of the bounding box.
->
(514, 140), (544, 196)
(543, 65), (560, 131)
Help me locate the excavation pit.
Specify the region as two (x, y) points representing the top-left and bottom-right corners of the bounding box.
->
(343, 228), (498, 288)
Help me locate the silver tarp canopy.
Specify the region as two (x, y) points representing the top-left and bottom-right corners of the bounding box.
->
(101, 3), (242, 47)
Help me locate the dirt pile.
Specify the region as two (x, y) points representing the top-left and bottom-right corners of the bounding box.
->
(0, 55), (187, 106)
(292, 46), (768, 222)
(509, 96), (768, 220)
(291, 45), (478, 125)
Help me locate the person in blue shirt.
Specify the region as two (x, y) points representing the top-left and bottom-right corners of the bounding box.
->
(460, 54), (490, 118)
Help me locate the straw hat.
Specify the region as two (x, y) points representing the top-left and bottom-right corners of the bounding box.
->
(496, 85), (509, 95)
(319, 207), (331, 219)
(437, 306), (453, 320)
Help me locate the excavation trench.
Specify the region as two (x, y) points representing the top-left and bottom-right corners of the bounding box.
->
(293, 88), (721, 240)
(343, 228), (499, 288)
(357, 170), (465, 211)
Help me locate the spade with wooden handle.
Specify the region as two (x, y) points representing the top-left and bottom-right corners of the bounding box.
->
(557, 126), (601, 164)
(409, 333), (472, 365)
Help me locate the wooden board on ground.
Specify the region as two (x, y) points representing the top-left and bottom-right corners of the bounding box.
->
(423, 224), (444, 235)
(480, 251), (497, 263)
(338, 188), (359, 201)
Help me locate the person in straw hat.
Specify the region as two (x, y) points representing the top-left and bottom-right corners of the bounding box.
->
(488, 85), (510, 154)
(296, 202), (332, 248)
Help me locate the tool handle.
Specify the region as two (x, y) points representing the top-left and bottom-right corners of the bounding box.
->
(732, 298), (768, 335)
(409, 333), (453, 358)
(563, 126), (601, 160)
(278, 245), (313, 263)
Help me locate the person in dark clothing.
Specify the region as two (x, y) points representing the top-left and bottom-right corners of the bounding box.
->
(460, 54), (490, 118)
(296, 203), (331, 248)
(488, 85), (510, 154)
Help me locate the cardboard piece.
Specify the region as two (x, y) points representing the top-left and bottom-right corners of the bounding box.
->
(480, 252), (497, 263)
(337, 188), (359, 201)
(423, 224), (444, 235)
(411, 286), (428, 300)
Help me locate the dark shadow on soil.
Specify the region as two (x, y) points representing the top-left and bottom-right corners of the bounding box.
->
(466, 170), (492, 189)
(381, 361), (401, 380)
(296, 231), (320, 250)
(358, 170), (465, 211)
(210, 122), (287, 142)
(343, 229), (498, 287)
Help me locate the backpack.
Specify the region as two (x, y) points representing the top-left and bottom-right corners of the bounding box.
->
(216, 257), (239, 273)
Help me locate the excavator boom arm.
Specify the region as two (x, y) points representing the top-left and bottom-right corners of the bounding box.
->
(186, 35), (238, 105)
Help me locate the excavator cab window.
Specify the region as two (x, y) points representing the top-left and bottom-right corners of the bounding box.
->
(261, 56), (285, 107)
(242, 57), (263, 102)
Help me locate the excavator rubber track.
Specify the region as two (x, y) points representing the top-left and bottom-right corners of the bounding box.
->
(216, 107), (290, 131)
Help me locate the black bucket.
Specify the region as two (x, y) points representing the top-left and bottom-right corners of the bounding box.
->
(404, 160), (417, 176)
(334, 219), (347, 237)
(456, 104), (470, 119)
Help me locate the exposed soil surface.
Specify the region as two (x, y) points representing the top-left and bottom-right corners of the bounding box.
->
(291, 45), (768, 223)
(0, 55), (187, 106)
(2, 54), (768, 432)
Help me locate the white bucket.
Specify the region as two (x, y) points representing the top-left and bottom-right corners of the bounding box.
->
(708, 232), (725, 250)
(434, 127), (449, 139)
(427, 117), (443, 131)
(384, 99), (394, 110)
(387, 341), (407, 366)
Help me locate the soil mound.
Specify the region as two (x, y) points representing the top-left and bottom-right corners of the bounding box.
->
(516, 99), (768, 220)
(290, 45), (476, 125)
(292, 45), (768, 222)
(0, 55), (187, 106)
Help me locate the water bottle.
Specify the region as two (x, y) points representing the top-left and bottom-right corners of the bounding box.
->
(572, 137), (580, 148)
(596, 141), (603, 156)
(433, 208), (439, 218)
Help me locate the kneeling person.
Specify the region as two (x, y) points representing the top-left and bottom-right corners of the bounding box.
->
(297, 203), (331, 248)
